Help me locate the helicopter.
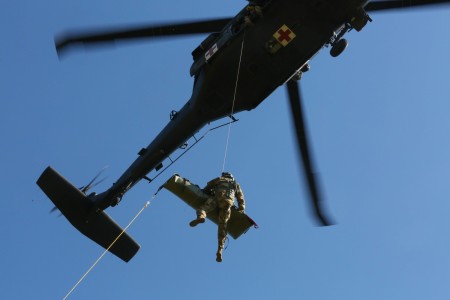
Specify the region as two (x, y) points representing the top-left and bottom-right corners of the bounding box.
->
(37, 0), (450, 262)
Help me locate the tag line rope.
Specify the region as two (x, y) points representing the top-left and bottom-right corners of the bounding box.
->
(62, 192), (158, 300)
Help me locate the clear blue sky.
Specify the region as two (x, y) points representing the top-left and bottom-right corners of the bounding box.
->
(2, 1), (450, 299)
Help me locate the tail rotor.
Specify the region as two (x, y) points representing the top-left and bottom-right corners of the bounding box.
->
(79, 166), (108, 194)
(49, 166), (108, 214)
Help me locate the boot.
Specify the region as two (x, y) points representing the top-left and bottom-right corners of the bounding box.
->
(253, 5), (263, 17)
(189, 217), (205, 227)
(247, 5), (263, 17)
(216, 248), (223, 263)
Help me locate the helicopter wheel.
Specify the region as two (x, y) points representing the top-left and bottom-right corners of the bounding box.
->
(330, 38), (348, 57)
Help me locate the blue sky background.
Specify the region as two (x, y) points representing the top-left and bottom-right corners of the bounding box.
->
(2, 1), (450, 299)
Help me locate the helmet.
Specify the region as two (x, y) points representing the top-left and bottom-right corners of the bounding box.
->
(221, 172), (234, 180)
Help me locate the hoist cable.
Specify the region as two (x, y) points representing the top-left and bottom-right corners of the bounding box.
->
(222, 33), (245, 173)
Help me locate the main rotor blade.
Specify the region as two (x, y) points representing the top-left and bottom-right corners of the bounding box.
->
(56, 17), (232, 56)
(365, 0), (450, 12)
(286, 80), (333, 226)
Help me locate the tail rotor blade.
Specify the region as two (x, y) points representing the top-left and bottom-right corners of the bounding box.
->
(79, 166), (108, 194)
(286, 79), (333, 226)
(49, 206), (62, 217)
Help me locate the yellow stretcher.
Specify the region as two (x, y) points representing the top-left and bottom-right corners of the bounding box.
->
(163, 174), (258, 239)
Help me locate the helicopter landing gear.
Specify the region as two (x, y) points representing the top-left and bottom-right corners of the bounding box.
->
(330, 38), (348, 57)
(328, 21), (351, 58)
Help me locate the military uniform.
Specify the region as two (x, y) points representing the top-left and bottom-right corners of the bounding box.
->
(190, 172), (245, 262)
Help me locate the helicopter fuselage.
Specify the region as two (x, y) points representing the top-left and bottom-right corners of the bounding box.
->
(92, 0), (371, 211)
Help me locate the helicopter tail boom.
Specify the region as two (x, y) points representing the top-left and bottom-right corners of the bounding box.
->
(37, 166), (140, 262)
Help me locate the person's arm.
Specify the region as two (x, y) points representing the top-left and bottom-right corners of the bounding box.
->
(235, 183), (245, 213)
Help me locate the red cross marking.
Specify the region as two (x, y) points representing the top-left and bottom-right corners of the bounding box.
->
(277, 29), (293, 43)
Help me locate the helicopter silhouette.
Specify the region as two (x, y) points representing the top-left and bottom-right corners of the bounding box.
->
(37, 0), (450, 262)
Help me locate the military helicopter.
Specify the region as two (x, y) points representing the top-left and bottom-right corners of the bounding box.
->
(37, 0), (450, 262)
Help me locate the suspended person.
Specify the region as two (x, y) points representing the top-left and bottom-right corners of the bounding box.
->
(189, 172), (246, 262)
